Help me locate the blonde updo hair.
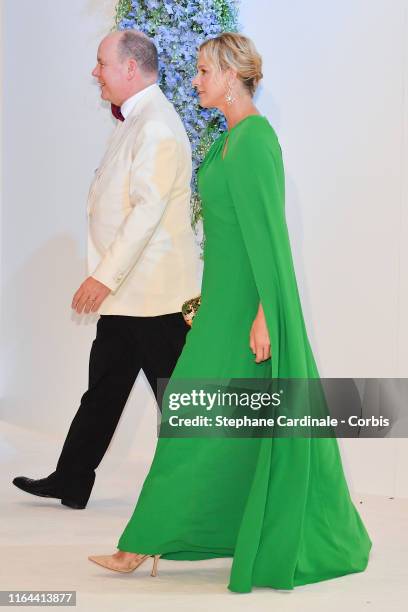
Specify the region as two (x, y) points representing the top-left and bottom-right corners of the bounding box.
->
(199, 32), (263, 96)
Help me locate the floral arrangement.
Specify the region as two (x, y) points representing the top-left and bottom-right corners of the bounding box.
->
(114, 0), (239, 230)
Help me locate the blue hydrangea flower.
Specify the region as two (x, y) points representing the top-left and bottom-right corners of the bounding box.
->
(114, 0), (240, 228)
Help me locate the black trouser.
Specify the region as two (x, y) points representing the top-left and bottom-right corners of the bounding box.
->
(52, 313), (188, 506)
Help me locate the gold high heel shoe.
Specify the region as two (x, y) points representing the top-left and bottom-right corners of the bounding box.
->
(88, 553), (161, 577)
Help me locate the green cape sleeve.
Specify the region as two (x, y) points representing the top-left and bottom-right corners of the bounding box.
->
(224, 120), (319, 378)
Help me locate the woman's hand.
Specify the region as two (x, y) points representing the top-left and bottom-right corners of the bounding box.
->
(250, 303), (271, 363)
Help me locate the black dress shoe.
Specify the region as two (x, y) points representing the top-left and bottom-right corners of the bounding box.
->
(12, 476), (86, 509)
(12, 475), (62, 498)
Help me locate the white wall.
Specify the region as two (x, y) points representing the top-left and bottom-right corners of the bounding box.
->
(0, 0), (165, 474)
(1, 0), (407, 496)
(1, 0), (117, 434)
(241, 0), (408, 379)
(240, 0), (408, 498)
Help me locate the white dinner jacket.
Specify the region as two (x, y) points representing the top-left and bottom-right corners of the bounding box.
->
(87, 84), (201, 316)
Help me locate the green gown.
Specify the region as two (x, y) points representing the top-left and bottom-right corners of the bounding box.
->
(118, 115), (372, 592)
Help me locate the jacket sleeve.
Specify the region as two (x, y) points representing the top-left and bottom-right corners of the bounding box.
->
(223, 123), (318, 378)
(91, 120), (179, 292)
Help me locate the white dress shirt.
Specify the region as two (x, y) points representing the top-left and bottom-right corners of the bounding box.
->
(120, 83), (158, 119)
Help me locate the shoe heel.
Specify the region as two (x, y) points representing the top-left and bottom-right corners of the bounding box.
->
(61, 498), (86, 509)
(150, 554), (160, 577)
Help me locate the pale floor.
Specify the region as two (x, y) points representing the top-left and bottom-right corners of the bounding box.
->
(1, 421), (407, 612)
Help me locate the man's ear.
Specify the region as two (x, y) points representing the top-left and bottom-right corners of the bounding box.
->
(127, 58), (138, 80)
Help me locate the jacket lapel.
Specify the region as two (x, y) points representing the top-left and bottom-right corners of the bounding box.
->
(95, 84), (162, 179)
(87, 85), (164, 208)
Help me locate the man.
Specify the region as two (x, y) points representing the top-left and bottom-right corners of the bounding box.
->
(12, 30), (200, 509)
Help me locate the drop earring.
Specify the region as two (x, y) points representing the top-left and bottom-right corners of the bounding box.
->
(225, 81), (235, 105)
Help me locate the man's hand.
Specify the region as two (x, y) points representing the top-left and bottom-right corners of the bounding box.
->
(249, 303), (271, 363)
(71, 277), (111, 314)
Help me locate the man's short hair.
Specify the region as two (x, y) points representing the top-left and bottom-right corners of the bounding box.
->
(118, 30), (158, 76)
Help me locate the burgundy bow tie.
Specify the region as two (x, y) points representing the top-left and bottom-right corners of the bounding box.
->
(111, 103), (124, 122)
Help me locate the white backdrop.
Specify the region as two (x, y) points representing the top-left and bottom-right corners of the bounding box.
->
(1, 0), (407, 496)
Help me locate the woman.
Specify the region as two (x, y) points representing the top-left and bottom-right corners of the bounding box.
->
(88, 33), (372, 593)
